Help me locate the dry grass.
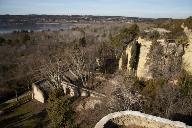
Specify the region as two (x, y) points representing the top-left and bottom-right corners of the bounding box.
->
(126, 125), (145, 128)
(116, 125), (145, 128)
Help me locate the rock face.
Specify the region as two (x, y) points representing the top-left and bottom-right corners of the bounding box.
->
(118, 37), (153, 78)
(95, 111), (190, 128)
(118, 43), (132, 72)
(136, 37), (152, 79)
(183, 28), (192, 74)
(119, 34), (190, 79)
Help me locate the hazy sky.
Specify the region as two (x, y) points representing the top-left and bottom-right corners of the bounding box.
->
(0, 0), (192, 18)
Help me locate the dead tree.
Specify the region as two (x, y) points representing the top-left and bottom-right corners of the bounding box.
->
(39, 54), (67, 88)
(106, 75), (143, 112)
(69, 48), (96, 87)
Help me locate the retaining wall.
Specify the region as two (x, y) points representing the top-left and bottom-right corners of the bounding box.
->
(95, 111), (191, 128)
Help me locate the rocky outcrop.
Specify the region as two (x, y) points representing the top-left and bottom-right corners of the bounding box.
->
(119, 35), (189, 79)
(183, 27), (192, 74)
(95, 111), (191, 128)
(118, 43), (132, 72)
(136, 37), (152, 78)
(118, 37), (153, 78)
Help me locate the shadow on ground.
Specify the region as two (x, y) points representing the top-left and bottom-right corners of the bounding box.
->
(171, 113), (192, 126)
(0, 101), (49, 128)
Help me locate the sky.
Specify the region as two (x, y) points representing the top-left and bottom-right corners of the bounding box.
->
(0, 0), (191, 18)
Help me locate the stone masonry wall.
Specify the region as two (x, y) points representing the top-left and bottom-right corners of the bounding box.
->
(32, 84), (45, 103)
(95, 111), (191, 128)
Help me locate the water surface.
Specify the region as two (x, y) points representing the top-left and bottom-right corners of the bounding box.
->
(0, 23), (75, 33)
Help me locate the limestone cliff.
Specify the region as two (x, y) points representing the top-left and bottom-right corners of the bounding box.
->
(119, 35), (188, 79)
(183, 28), (192, 74)
(118, 37), (153, 78)
(136, 37), (152, 79)
(118, 43), (132, 72)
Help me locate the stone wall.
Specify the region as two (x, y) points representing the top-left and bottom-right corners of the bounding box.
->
(32, 84), (45, 103)
(95, 111), (191, 128)
(61, 81), (106, 98)
(62, 82), (79, 97)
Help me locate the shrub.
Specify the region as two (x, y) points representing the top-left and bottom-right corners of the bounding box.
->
(178, 71), (192, 96)
(0, 37), (5, 46)
(142, 79), (166, 98)
(129, 41), (141, 73)
(47, 89), (77, 128)
(97, 42), (118, 74)
(79, 37), (86, 47)
(22, 34), (30, 43)
(148, 31), (160, 40)
(110, 24), (140, 54)
(146, 41), (164, 78)
(184, 16), (192, 29)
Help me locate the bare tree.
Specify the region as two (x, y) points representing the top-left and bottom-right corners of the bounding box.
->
(105, 74), (143, 112)
(68, 48), (96, 87)
(39, 51), (67, 88)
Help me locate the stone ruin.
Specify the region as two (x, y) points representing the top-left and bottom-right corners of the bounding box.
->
(95, 111), (191, 128)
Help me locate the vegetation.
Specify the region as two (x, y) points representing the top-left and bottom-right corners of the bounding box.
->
(148, 31), (160, 40)
(155, 18), (188, 44)
(184, 16), (192, 29)
(178, 71), (192, 96)
(79, 37), (86, 47)
(22, 33), (30, 43)
(0, 23), (124, 100)
(146, 41), (164, 78)
(47, 89), (77, 128)
(131, 72), (192, 124)
(129, 41), (141, 74)
(110, 24), (140, 57)
(96, 41), (118, 74)
(1, 18), (192, 127)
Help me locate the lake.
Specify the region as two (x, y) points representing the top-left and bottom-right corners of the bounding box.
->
(0, 23), (75, 33)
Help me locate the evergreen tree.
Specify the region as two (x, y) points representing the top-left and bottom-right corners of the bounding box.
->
(47, 89), (76, 128)
(129, 41), (141, 74)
